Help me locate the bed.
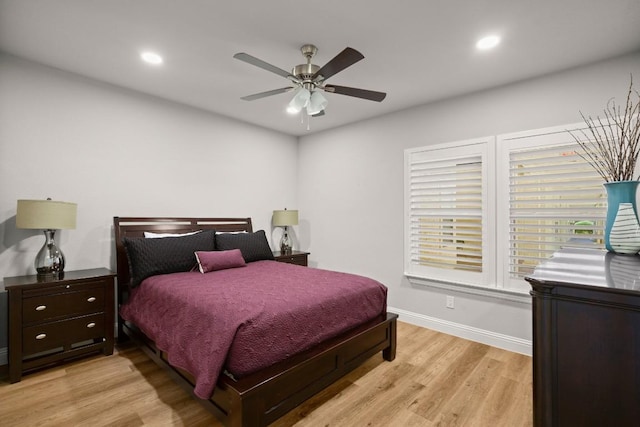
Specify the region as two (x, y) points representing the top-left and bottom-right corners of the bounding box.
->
(113, 216), (398, 427)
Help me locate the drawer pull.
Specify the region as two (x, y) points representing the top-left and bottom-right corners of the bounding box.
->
(86, 322), (96, 328)
(36, 333), (47, 340)
(87, 297), (96, 303)
(35, 305), (47, 311)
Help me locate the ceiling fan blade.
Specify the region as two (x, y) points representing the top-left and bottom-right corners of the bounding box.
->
(233, 53), (298, 81)
(312, 47), (364, 82)
(240, 87), (294, 101)
(323, 85), (387, 102)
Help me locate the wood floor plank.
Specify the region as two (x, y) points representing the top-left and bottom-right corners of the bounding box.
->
(410, 333), (473, 387)
(316, 361), (419, 425)
(410, 341), (491, 421)
(0, 321), (532, 426)
(432, 356), (504, 425)
(474, 376), (524, 427)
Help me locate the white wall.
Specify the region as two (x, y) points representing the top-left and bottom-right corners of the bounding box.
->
(1, 50), (638, 360)
(0, 54), (298, 353)
(297, 51), (640, 354)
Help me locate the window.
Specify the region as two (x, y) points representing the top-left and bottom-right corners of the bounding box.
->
(404, 137), (495, 287)
(405, 124), (606, 294)
(497, 126), (606, 292)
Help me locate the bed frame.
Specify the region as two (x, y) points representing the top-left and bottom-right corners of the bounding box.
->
(113, 216), (398, 427)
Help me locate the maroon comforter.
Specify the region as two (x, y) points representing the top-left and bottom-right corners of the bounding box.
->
(119, 260), (387, 398)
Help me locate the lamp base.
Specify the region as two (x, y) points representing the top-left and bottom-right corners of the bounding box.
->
(35, 229), (65, 279)
(280, 228), (292, 254)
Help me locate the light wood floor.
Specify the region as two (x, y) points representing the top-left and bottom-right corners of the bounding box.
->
(0, 321), (532, 426)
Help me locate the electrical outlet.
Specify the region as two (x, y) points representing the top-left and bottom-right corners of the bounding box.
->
(446, 295), (455, 309)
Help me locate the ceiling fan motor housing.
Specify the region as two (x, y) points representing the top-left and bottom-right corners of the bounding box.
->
(292, 63), (320, 82)
(293, 44), (322, 86)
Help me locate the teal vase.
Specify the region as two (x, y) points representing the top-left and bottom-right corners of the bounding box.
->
(604, 181), (640, 253)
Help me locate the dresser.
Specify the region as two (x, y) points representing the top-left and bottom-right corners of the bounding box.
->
(4, 268), (116, 383)
(526, 247), (640, 427)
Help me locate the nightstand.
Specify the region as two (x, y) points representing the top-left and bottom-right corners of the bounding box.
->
(4, 268), (116, 383)
(272, 250), (310, 266)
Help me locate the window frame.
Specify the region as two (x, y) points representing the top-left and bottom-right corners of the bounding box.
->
(404, 136), (496, 288)
(496, 123), (606, 292)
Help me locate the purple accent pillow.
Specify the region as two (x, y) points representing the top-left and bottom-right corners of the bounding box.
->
(195, 249), (246, 273)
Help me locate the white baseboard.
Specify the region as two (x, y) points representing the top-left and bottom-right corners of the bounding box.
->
(0, 347), (6, 366)
(388, 306), (532, 356)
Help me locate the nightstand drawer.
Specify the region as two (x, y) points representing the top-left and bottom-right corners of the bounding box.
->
(23, 287), (105, 324)
(279, 255), (307, 265)
(23, 313), (105, 355)
(23, 279), (107, 297)
(273, 251), (310, 266)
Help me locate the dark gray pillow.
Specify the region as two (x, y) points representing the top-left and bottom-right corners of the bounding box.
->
(215, 230), (274, 263)
(124, 230), (215, 287)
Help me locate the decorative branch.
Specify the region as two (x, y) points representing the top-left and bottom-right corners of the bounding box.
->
(568, 75), (640, 182)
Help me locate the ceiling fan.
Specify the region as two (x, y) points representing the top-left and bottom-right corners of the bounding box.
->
(233, 44), (386, 117)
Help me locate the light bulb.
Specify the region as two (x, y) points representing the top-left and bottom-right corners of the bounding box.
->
(140, 51), (163, 65)
(476, 35), (500, 50)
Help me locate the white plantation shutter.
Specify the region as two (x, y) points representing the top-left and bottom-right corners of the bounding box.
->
(405, 138), (495, 286)
(498, 127), (606, 291)
(406, 123), (608, 294)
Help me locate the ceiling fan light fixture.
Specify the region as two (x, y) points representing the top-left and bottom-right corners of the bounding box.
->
(306, 91), (328, 115)
(286, 87), (310, 114)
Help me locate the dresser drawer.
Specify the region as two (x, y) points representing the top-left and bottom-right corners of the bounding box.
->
(23, 313), (105, 355)
(23, 287), (105, 324)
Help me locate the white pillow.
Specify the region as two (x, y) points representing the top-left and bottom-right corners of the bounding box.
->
(144, 230), (201, 238)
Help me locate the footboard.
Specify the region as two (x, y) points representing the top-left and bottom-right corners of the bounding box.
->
(123, 312), (397, 426)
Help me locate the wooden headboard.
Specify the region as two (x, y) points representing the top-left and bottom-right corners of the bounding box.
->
(113, 216), (253, 290)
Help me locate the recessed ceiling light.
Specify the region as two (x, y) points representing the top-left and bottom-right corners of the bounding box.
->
(476, 35), (501, 50)
(140, 51), (163, 65)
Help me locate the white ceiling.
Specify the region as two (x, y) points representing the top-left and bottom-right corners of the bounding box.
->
(1, 0), (639, 137)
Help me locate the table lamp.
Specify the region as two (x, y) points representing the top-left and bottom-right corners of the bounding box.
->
(273, 209), (298, 254)
(16, 198), (77, 278)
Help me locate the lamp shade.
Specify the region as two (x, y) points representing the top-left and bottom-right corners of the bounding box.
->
(307, 91), (328, 115)
(16, 199), (77, 230)
(273, 209), (299, 227)
(286, 88), (310, 114)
